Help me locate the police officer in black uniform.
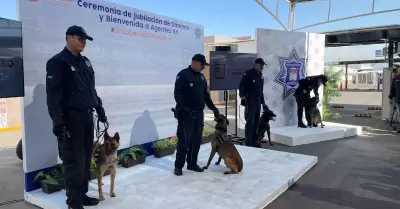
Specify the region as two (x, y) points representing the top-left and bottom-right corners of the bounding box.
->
(294, 74), (327, 128)
(173, 54), (220, 176)
(46, 25), (107, 209)
(239, 58), (269, 147)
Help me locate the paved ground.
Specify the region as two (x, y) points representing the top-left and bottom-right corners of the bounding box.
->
(2, 91), (399, 209)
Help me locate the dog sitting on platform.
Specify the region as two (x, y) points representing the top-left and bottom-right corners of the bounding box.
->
(306, 97), (324, 128)
(203, 114), (243, 175)
(92, 132), (120, 201)
(257, 108), (276, 146)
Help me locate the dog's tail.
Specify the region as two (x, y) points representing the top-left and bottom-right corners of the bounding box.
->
(237, 156), (243, 172)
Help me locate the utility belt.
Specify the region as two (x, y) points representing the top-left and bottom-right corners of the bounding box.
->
(174, 106), (203, 119)
(63, 107), (94, 117)
(241, 95), (261, 106)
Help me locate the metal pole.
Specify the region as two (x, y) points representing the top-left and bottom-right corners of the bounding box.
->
(345, 64), (348, 90)
(288, 2), (296, 30)
(234, 91), (238, 137)
(388, 40), (394, 69)
(224, 90), (228, 120)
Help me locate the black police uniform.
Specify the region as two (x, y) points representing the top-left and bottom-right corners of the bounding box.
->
(239, 68), (267, 147)
(173, 65), (218, 174)
(294, 76), (320, 127)
(46, 45), (106, 207)
(389, 74), (400, 104)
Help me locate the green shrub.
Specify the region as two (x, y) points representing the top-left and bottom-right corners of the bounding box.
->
(152, 138), (177, 151)
(34, 164), (63, 185)
(202, 129), (213, 137)
(118, 145), (147, 163)
(323, 65), (342, 119)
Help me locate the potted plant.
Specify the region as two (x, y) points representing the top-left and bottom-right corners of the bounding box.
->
(90, 159), (111, 180)
(118, 145), (147, 168)
(34, 164), (64, 194)
(202, 129), (214, 144)
(152, 138), (177, 158)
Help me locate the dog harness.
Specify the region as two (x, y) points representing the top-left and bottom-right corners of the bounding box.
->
(215, 133), (230, 145)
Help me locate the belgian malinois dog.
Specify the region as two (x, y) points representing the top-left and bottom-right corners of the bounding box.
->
(307, 97), (324, 128)
(257, 109), (276, 146)
(203, 114), (243, 175)
(92, 132), (120, 201)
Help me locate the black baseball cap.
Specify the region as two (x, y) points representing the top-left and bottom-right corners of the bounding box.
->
(255, 58), (267, 65)
(66, 25), (93, 41)
(192, 54), (209, 66)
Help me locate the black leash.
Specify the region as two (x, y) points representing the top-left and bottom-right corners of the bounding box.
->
(94, 115), (109, 146)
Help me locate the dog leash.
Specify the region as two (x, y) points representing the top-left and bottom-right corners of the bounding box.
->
(92, 115), (109, 156)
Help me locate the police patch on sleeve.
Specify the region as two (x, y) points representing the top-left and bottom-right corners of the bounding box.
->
(85, 60), (92, 67)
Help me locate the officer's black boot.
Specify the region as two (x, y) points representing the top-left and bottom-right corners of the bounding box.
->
(297, 103), (307, 128)
(82, 195), (99, 206)
(187, 164), (204, 172)
(68, 206), (84, 209)
(174, 168), (183, 176)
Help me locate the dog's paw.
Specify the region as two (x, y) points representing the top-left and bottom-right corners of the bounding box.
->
(215, 162), (220, 165)
(110, 191), (116, 197)
(99, 195), (105, 201)
(269, 142), (274, 146)
(202, 166), (208, 170)
(224, 171), (233, 175)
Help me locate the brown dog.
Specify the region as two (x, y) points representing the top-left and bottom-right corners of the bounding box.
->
(203, 114), (243, 175)
(92, 132), (120, 201)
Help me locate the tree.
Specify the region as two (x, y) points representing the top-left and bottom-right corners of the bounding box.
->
(323, 65), (342, 119)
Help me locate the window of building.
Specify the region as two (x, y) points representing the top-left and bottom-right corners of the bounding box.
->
(358, 74), (367, 84)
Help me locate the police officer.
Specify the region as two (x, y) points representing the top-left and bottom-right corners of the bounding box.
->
(294, 74), (327, 128)
(173, 54), (220, 176)
(46, 25), (107, 209)
(239, 58), (269, 148)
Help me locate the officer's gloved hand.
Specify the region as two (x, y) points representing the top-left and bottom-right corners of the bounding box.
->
(53, 124), (66, 137)
(98, 115), (109, 126)
(213, 109), (220, 118)
(262, 104), (269, 111)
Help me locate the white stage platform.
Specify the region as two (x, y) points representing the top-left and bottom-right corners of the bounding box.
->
(270, 122), (362, 146)
(25, 144), (317, 209)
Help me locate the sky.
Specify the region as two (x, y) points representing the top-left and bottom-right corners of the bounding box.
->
(2, 0), (400, 37)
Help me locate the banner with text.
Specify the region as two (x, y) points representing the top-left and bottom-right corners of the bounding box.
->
(209, 51), (257, 90)
(18, 0), (204, 190)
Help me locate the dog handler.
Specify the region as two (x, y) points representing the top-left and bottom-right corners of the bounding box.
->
(173, 54), (220, 176)
(46, 25), (108, 209)
(239, 58), (269, 148)
(294, 74), (327, 128)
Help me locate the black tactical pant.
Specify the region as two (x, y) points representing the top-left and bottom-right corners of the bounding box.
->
(296, 96), (311, 126)
(244, 98), (261, 147)
(58, 109), (94, 208)
(174, 110), (204, 169)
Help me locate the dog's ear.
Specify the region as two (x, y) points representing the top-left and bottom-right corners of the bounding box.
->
(104, 131), (110, 139)
(113, 132), (120, 142)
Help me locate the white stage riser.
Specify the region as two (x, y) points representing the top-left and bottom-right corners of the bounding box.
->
(268, 122), (362, 146)
(25, 144), (318, 209)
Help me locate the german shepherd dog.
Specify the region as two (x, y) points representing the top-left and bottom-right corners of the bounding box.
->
(92, 132), (120, 201)
(307, 97), (324, 128)
(257, 109), (276, 146)
(203, 114), (243, 175)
